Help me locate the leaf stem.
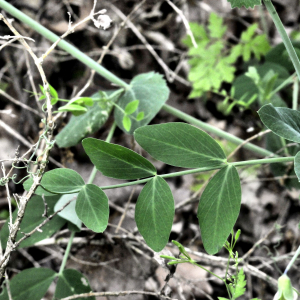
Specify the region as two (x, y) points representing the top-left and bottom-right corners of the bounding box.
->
(58, 231), (75, 275)
(263, 0), (300, 81)
(293, 76), (299, 110)
(100, 156), (294, 190)
(284, 245), (300, 275)
(0, 1), (277, 158)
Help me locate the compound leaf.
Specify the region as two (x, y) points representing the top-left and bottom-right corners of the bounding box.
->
(114, 72), (169, 134)
(54, 269), (95, 300)
(135, 176), (174, 252)
(134, 123), (226, 168)
(0, 268), (56, 300)
(230, 268), (247, 299)
(197, 165), (241, 255)
(75, 184), (109, 233)
(82, 138), (156, 180)
(258, 104), (300, 143)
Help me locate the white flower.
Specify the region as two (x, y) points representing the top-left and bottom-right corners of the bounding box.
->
(93, 15), (112, 30)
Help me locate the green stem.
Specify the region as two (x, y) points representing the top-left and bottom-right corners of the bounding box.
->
(100, 156), (294, 190)
(284, 245), (300, 275)
(88, 122), (117, 184)
(58, 231), (75, 275)
(0, 1), (276, 159)
(191, 261), (226, 283)
(293, 76), (299, 110)
(269, 73), (295, 99)
(263, 0), (300, 81)
(0, 0), (129, 90)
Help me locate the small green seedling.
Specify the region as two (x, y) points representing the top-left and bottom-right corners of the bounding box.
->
(122, 100), (144, 131)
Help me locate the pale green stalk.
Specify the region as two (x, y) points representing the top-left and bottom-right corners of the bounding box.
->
(0, 0), (275, 158)
(284, 245), (300, 275)
(100, 156), (294, 190)
(58, 231), (75, 275)
(293, 77), (299, 110)
(263, 0), (300, 81)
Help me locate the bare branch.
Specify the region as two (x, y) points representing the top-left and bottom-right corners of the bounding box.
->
(60, 290), (178, 300)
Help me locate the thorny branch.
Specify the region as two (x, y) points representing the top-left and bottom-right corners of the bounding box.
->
(0, 13), (54, 284)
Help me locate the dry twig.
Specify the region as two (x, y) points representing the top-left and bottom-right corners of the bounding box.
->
(0, 13), (54, 283)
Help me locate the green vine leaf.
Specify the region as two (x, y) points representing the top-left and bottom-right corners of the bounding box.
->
(135, 176), (174, 252)
(75, 184), (109, 233)
(54, 269), (95, 300)
(55, 90), (120, 148)
(0, 268), (56, 300)
(114, 72), (169, 134)
(27, 169), (85, 194)
(258, 104), (300, 143)
(198, 165), (241, 255)
(82, 138), (157, 180)
(227, 0), (262, 9)
(134, 123), (227, 168)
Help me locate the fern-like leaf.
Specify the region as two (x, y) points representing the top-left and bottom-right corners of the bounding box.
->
(229, 268), (247, 299)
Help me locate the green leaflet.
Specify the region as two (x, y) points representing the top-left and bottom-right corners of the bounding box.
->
(227, 0), (261, 9)
(24, 169), (85, 194)
(134, 123), (226, 168)
(56, 90), (120, 148)
(23, 177), (56, 196)
(197, 165), (241, 255)
(294, 151), (300, 182)
(258, 104), (300, 143)
(0, 268), (56, 300)
(114, 72), (169, 134)
(54, 193), (82, 230)
(135, 176), (174, 252)
(54, 269), (95, 300)
(0, 195), (66, 248)
(75, 184), (109, 233)
(82, 138), (156, 180)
